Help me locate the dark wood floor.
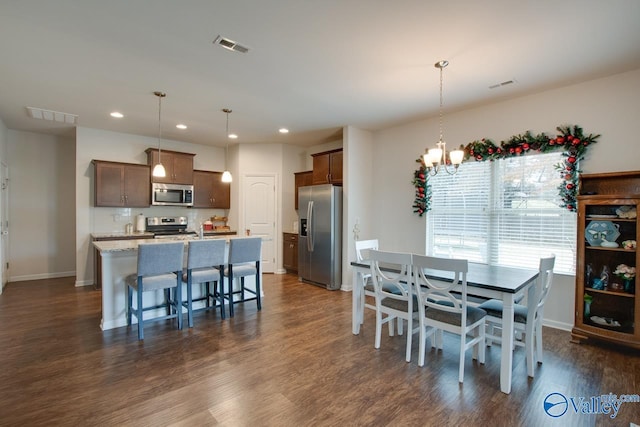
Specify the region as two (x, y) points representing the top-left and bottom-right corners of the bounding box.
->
(0, 274), (638, 427)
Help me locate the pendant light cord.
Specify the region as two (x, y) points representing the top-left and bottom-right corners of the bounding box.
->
(438, 63), (444, 145)
(157, 94), (162, 161)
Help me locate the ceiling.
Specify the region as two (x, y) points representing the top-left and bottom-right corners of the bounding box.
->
(1, 1), (639, 148)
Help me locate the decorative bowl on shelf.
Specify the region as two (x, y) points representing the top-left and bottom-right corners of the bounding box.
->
(590, 316), (621, 327)
(585, 221), (620, 247)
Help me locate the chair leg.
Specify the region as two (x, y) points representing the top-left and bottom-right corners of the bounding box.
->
(186, 276), (194, 328)
(175, 275), (182, 330)
(374, 310), (383, 349)
(217, 279), (225, 319)
(126, 286), (133, 326)
(255, 262), (262, 310)
(405, 316), (412, 363)
(240, 277), (246, 302)
(228, 266), (234, 318)
(137, 284), (144, 341)
(459, 333), (467, 383)
(535, 320), (543, 365)
(418, 321), (426, 367)
(478, 323), (486, 364)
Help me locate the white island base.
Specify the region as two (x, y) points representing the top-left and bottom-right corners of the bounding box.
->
(94, 238), (261, 331)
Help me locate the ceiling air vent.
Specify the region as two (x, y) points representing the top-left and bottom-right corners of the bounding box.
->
(489, 79), (516, 90)
(26, 107), (78, 124)
(213, 35), (249, 54)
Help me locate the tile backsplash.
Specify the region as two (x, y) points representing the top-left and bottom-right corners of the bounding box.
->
(92, 206), (227, 233)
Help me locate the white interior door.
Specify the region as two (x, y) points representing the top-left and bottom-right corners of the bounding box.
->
(243, 175), (276, 273)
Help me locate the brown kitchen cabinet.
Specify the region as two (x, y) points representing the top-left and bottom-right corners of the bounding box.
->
(312, 149), (342, 185)
(283, 232), (299, 273)
(93, 160), (150, 207)
(193, 170), (231, 209)
(145, 148), (195, 184)
(571, 171), (640, 350)
(294, 170), (313, 210)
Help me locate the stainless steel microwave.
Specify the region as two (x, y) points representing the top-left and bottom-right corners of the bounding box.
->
(151, 182), (194, 206)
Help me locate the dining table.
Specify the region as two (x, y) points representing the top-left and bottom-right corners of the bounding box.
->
(351, 260), (539, 394)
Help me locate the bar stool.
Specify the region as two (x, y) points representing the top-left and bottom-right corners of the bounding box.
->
(182, 239), (226, 327)
(223, 237), (262, 317)
(125, 241), (185, 340)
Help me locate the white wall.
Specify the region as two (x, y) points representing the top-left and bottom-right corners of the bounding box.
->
(342, 126), (374, 290)
(8, 130), (76, 281)
(371, 68), (640, 330)
(0, 118), (8, 290)
(75, 127), (227, 286)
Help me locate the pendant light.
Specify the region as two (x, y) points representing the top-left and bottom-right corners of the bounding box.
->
(423, 61), (464, 175)
(152, 91), (167, 178)
(221, 108), (233, 183)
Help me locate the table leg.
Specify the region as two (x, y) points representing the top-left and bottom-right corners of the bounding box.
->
(500, 293), (515, 394)
(352, 268), (362, 335)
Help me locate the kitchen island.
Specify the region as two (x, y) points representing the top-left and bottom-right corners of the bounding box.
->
(93, 236), (261, 331)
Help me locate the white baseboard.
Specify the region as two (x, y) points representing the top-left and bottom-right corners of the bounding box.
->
(75, 279), (94, 287)
(9, 271), (76, 283)
(542, 318), (573, 332)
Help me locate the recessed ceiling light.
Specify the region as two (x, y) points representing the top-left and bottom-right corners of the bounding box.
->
(279, 128), (289, 134)
(228, 133), (238, 139)
(176, 124), (187, 130)
(110, 112), (124, 118)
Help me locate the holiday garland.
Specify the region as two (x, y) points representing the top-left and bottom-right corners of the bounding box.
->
(412, 125), (600, 216)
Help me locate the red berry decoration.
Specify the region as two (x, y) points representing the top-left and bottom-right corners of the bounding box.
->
(523, 143), (529, 150)
(515, 147), (522, 154)
(566, 183), (574, 190)
(568, 156), (577, 164)
(557, 136), (565, 144)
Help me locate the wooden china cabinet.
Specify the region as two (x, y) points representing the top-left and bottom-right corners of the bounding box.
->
(571, 171), (640, 349)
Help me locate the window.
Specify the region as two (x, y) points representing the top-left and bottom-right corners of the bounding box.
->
(426, 151), (576, 274)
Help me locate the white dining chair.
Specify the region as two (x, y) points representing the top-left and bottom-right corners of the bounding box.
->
(478, 255), (555, 377)
(412, 254), (486, 383)
(368, 250), (417, 362)
(354, 239), (378, 325)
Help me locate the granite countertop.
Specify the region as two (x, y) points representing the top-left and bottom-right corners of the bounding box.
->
(92, 230), (237, 240)
(92, 231), (155, 240)
(94, 233), (266, 253)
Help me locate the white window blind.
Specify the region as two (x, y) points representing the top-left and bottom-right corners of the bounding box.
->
(426, 152), (576, 274)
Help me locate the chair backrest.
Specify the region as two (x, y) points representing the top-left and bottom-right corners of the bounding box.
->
(368, 249), (413, 299)
(137, 242), (184, 276)
(228, 237), (262, 264)
(355, 239), (379, 262)
(533, 254), (555, 321)
(412, 254), (469, 318)
(187, 239), (226, 270)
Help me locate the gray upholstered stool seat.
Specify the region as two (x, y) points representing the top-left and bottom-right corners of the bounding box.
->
(125, 241), (184, 340)
(182, 239), (226, 327)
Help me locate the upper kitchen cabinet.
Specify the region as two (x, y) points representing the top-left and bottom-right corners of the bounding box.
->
(294, 170), (313, 210)
(312, 148), (343, 185)
(193, 170), (231, 209)
(145, 148), (195, 184)
(93, 160), (150, 207)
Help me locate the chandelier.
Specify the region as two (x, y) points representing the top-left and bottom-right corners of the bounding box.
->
(423, 60), (463, 175)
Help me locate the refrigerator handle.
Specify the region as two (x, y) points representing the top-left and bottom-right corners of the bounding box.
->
(307, 200), (314, 251)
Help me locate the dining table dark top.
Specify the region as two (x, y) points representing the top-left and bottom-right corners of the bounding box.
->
(350, 261), (539, 295)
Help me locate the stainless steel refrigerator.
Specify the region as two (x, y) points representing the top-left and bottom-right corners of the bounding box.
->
(298, 184), (342, 290)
